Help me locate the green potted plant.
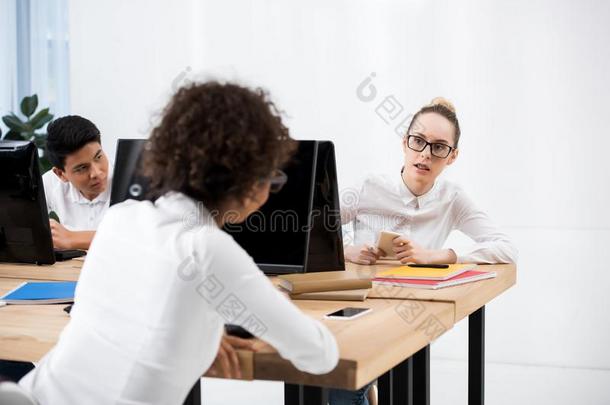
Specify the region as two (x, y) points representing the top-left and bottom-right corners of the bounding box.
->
(1, 94), (54, 172)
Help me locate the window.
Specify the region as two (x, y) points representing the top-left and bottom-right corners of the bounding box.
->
(0, 0), (70, 133)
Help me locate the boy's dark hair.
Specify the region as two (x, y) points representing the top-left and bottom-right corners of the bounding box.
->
(142, 81), (296, 210)
(46, 115), (101, 170)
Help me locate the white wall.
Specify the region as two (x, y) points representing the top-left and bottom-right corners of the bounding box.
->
(69, 0), (205, 162)
(69, 0), (610, 372)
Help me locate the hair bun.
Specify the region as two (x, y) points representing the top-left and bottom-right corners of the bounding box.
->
(428, 97), (456, 113)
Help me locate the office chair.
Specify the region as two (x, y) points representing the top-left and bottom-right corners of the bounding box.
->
(0, 381), (37, 405)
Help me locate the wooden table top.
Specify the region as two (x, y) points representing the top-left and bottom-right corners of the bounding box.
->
(0, 259), (83, 282)
(251, 297), (453, 389)
(0, 259), (515, 389)
(0, 278), (70, 363)
(362, 261), (517, 321)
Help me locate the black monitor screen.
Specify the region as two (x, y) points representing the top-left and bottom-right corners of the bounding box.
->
(224, 141), (316, 268)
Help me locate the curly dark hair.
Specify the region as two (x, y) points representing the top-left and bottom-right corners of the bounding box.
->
(142, 81), (296, 210)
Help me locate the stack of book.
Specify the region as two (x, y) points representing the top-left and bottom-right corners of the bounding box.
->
(373, 264), (496, 290)
(278, 271), (372, 301)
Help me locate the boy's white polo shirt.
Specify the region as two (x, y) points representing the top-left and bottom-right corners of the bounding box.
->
(41, 168), (112, 231)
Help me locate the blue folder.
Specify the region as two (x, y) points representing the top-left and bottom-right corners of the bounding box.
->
(0, 281), (76, 304)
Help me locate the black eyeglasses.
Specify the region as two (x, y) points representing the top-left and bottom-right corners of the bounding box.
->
(267, 169), (288, 193)
(406, 135), (455, 159)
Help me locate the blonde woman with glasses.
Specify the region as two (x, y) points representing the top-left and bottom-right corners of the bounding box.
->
(334, 98), (518, 404)
(342, 97), (518, 267)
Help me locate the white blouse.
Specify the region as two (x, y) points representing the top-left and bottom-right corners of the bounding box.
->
(20, 192), (338, 405)
(341, 173), (518, 264)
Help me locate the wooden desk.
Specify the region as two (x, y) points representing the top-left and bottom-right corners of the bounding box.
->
(0, 260), (82, 282)
(0, 275), (453, 387)
(0, 279), (71, 363)
(352, 261), (516, 321)
(275, 262), (515, 405)
(253, 298), (453, 390)
(0, 261), (516, 405)
(366, 261), (516, 405)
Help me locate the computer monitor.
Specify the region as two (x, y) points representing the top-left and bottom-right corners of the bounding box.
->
(0, 140), (55, 264)
(110, 139), (150, 206)
(110, 139), (345, 274)
(224, 140), (345, 274)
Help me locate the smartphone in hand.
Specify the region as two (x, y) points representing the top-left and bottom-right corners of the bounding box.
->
(376, 231), (402, 258)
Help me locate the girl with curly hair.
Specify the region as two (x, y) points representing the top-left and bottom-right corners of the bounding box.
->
(19, 82), (339, 404)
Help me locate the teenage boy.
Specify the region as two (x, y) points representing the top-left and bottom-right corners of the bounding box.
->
(43, 115), (111, 250)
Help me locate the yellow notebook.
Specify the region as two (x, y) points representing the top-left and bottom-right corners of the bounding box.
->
(375, 264), (477, 281)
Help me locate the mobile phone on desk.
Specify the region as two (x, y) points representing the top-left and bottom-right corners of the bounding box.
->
(324, 307), (372, 320)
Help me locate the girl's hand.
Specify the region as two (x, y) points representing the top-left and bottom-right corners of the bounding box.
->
(206, 333), (257, 379)
(392, 236), (433, 264)
(344, 244), (385, 265)
(392, 236), (458, 264)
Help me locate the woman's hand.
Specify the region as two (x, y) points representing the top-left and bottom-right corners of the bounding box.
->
(344, 244), (385, 265)
(206, 334), (257, 379)
(392, 236), (457, 264)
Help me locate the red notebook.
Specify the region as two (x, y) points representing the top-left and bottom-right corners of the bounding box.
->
(373, 270), (496, 290)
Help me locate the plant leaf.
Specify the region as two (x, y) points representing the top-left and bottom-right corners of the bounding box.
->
(33, 133), (49, 150)
(2, 114), (27, 131)
(49, 210), (60, 223)
(4, 130), (25, 140)
(29, 109), (53, 130)
(39, 154), (53, 174)
(33, 136), (47, 148)
(20, 94), (38, 118)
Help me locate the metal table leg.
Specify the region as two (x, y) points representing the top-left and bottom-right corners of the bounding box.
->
(183, 379), (201, 405)
(285, 383), (301, 404)
(412, 345), (430, 405)
(379, 355), (414, 405)
(284, 383), (328, 405)
(468, 306), (485, 405)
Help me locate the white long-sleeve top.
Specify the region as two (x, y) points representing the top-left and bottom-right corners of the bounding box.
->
(20, 192), (338, 404)
(341, 173), (518, 264)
